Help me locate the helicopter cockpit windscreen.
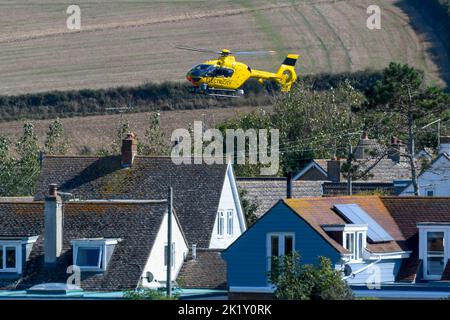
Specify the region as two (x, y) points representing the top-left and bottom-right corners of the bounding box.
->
(189, 64), (217, 77)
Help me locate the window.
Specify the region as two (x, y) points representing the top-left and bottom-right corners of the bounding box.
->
(267, 233), (295, 271)
(426, 189), (434, 197)
(164, 242), (175, 268)
(343, 231), (366, 261)
(76, 247), (102, 269)
(0, 243), (20, 273)
(227, 210), (233, 236)
(72, 239), (118, 272)
(217, 211), (224, 236)
(426, 231), (445, 278)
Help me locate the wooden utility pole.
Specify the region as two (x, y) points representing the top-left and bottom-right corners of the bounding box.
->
(166, 187), (173, 297)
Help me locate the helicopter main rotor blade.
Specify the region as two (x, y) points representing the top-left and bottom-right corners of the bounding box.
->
(175, 46), (221, 54)
(233, 50), (277, 56)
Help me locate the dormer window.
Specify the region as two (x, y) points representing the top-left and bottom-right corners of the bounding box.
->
(418, 224), (450, 280)
(72, 239), (119, 272)
(323, 224), (368, 261)
(0, 237), (37, 275)
(0, 243), (19, 273)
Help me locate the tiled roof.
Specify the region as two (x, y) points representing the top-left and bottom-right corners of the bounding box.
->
(381, 197), (450, 282)
(322, 182), (395, 196)
(237, 178), (324, 217)
(34, 156), (228, 247)
(0, 201), (166, 292)
(283, 196), (406, 254)
(300, 158), (412, 182)
(177, 249), (226, 289)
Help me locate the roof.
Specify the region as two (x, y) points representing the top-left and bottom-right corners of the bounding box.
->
(34, 156), (228, 247)
(296, 158), (412, 183)
(322, 182), (395, 196)
(0, 201), (167, 291)
(382, 197), (450, 282)
(283, 196), (406, 254)
(177, 249), (227, 290)
(237, 178), (324, 217)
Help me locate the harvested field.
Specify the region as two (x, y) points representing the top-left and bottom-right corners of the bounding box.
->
(0, 0), (448, 95)
(0, 105), (273, 154)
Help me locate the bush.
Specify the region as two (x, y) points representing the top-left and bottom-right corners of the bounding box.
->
(123, 288), (179, 300)
(269, 252), (354, 300)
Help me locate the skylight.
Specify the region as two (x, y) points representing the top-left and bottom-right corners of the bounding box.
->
(334, 204), (393, 242)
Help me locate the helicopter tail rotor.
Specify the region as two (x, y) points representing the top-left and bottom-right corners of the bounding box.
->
(276, 54), (299, 92)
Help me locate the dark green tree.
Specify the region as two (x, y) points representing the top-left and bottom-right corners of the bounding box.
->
(238, 187), (258, 226)
(366, 63), (448, 195)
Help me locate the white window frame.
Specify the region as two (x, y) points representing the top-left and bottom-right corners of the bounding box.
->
(266, 233), (295, 271)
(217, 210), (225, 237)
(164, 242), (175, 269)
(343, 231), (366, 262)
(418, 226), (449, 280)
(0, 241), (22, 273)
(227, 210), (234, 236)
(72, 239), (118, 272)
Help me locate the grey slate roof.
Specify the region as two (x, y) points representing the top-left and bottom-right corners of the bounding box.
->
(177, 249), (226, 289)
(303, 158), (412, 182)
(0, 201), (166, 292)
(34, 156), (228, 248)
(237, 178), (324, 217)
(322, 182), (396, 196)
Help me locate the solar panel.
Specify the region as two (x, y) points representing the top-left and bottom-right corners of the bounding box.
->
(334, 204), (394, 242)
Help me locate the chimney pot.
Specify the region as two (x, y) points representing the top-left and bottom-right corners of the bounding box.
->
(48, 183), (58, 197)
(361, 131), (369, 140)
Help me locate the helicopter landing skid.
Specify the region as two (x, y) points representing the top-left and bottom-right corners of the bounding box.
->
(191, 87), (245, 98)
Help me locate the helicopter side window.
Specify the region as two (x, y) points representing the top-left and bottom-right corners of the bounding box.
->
(213, 68), (234, 78)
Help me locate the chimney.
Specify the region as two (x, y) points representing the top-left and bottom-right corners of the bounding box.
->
(361, 131), (369, 140)
(327, 157), (341, 182)
(354, 131), (371, 159)
(388, 136), (401, 163)
(121, 132), (137, 167)
(191, 244), (197, 260)
(286, 172), (293, 199)
(44, 184), (63, 265)
(439, 136), (450, 155)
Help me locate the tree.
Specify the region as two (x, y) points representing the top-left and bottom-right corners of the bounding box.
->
(111, 117), (131, 154)
(45, 118), (69, 155)
(139, 112), (169, 156)
(274, 81), (364, 174)
(269, 252), (354, 300)
(238, 187), (258, 226)
(14, 122), (41, 195)
(0, 136), (15, 196)
(367, 63), (448, 195)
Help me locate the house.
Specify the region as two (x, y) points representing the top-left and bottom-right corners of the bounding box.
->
(293, 133), (412, 196)
(237, 177), (324, 217)
(401, 136), (450, 197)
(0, 185), (188, 292)
(222, 195), (450, 299)
(34, 133), (246, 251)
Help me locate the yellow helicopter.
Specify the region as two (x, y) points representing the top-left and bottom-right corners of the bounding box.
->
(177, 46), (299, 97)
